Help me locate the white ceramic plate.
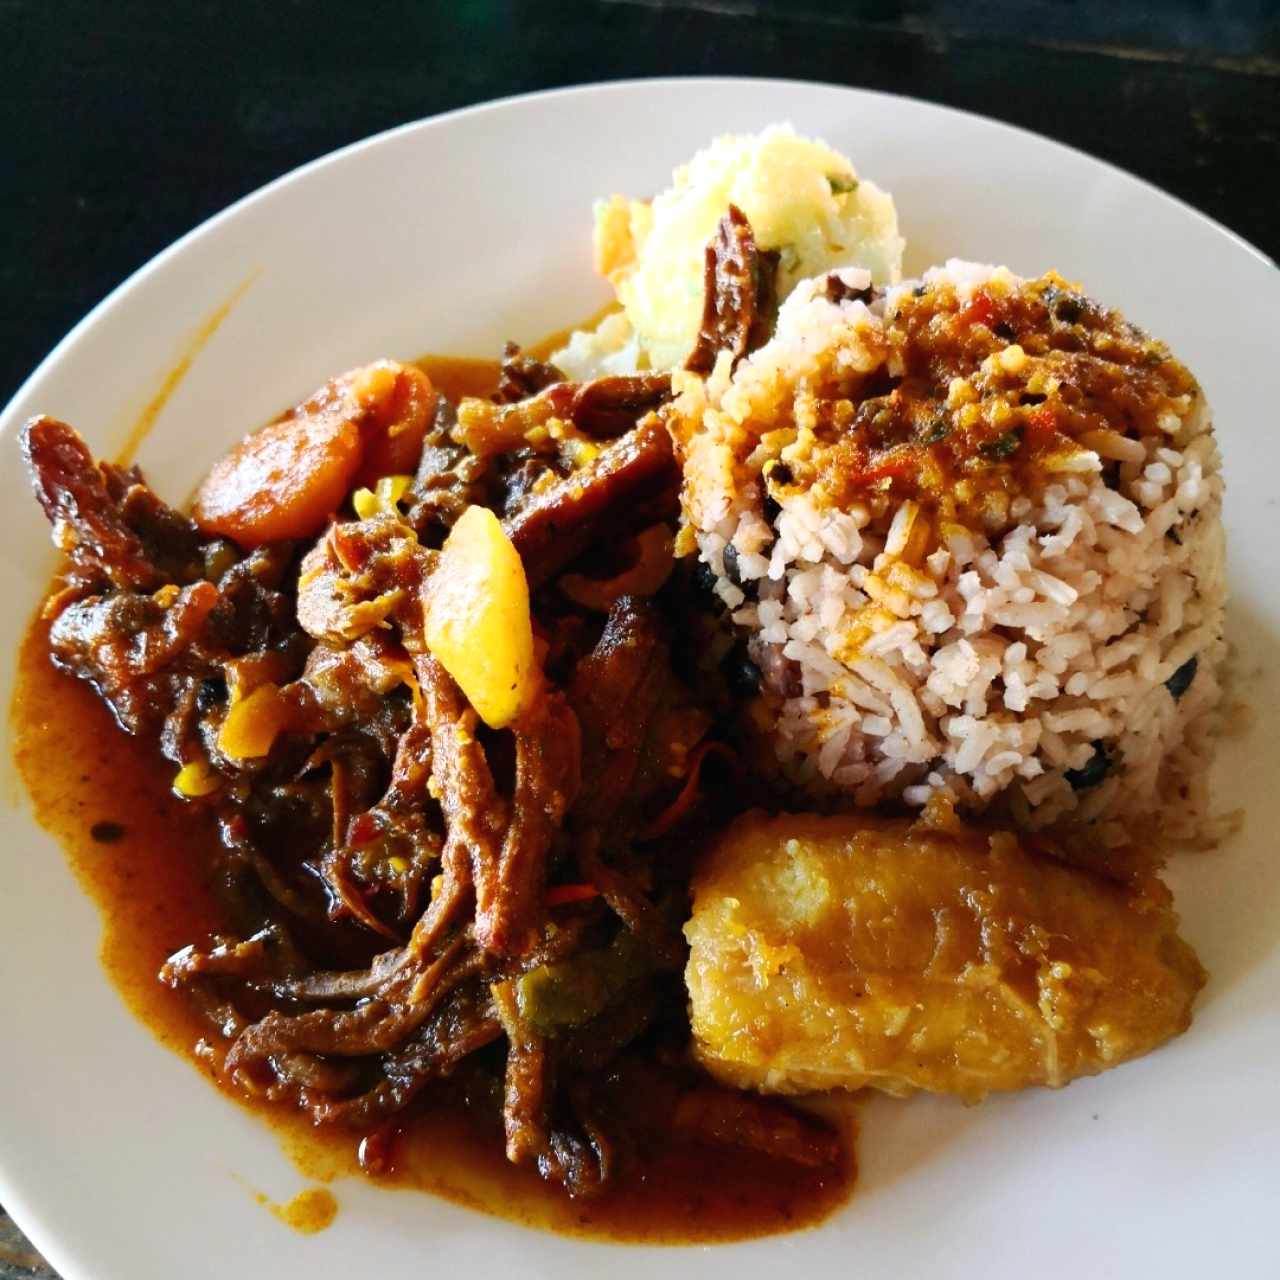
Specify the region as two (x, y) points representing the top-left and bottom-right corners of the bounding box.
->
(2, 78), (1278, 1280)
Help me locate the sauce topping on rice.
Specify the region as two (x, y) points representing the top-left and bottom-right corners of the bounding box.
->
(771, 271), (1199, 539)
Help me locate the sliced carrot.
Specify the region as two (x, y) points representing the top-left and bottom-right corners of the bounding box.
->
(193, 360), (435, 549)
(638, 741), (737, 841)
(193, 409), (362, 548)
(545, 883), (602, 907)
(353, 361), (437, 486)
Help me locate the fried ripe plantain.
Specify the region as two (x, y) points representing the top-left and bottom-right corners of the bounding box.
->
(685, 811), (1204, 1101)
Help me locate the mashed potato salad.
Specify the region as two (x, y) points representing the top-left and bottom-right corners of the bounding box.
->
(554, 125), (904, 377)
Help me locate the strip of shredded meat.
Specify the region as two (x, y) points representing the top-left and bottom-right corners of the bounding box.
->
(22, 415), (209, 591)
(506, 416), (678, 589)
(684, 204), (780, 374)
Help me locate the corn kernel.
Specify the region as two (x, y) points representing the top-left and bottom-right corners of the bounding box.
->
(352, 487), (379, 520)
(173, 760), (222, 798)
(374, 473), (413, 508)
(567, 438), (600, 467)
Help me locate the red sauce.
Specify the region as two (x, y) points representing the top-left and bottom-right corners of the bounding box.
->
(9, 352), (857, 1244)
(794, 271), (1198, 532)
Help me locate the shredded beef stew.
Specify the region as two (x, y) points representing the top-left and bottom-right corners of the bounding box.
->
(17, 228), (840, 1205)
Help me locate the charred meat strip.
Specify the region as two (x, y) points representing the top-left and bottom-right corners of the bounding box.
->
(495, 342), (565, 404)
(487, 693), (581, 956)
(568, 596), (670, 827)
(492, 978), (553, 1165)
(224, 933), (474, 1082)
(416, 653), (508, 951)
(567, 598), (688, 961)
(48, 584), (220, 739)
(684, 205), (779, 374)
(407, 393), (490, 539)
(22, 415), (208, 591)
(46, 557), (302, 768)
(568, 374), (673, 438)
(313, 980), (503, 1127)
(296, 514), (430, 647)
(506, 416), (678, 588)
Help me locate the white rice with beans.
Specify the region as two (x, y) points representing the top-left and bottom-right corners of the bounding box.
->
(666, 260), (1227, 845)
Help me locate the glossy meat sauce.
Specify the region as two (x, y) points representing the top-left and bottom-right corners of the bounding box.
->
(10, 353), (856, 1244)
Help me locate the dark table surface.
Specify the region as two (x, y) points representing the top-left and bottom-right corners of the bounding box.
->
(1, 0), (1276, 1273)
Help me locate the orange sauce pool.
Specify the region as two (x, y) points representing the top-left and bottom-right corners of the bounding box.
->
(9, 353), (857, 1245)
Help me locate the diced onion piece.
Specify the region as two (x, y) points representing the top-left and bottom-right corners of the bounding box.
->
(424, 505), (538, 729)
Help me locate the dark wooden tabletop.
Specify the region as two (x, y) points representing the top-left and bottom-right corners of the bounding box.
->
(1, 0), (1276, 1273)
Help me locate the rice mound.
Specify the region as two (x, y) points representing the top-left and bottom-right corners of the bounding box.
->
(554, 124), (904, 378)
(666, 260), (1228, 846)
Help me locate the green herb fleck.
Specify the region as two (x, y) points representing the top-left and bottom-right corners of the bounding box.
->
(827, 174), (859, 195)
(920, 418), (953, 445)
(980, 427), (1023, 459)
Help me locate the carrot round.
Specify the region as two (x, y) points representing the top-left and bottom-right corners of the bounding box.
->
(545, 883), (602, 907)
(193, 361), (435, 548)
(193, 408), (363, 548)
(352, 361), (437, 487)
